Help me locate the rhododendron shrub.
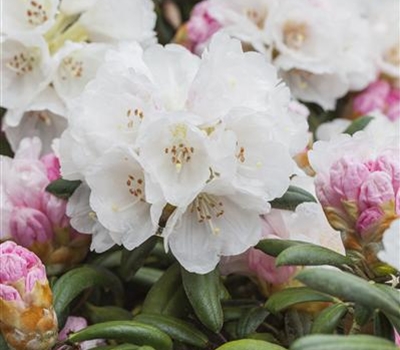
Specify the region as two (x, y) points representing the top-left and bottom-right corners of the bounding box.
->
(0, 0), (399, 349)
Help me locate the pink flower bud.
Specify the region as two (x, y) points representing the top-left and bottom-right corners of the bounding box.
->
(9, 207), (53, 247)
(315, 174), (342, 208)
(395, 329), (400, 347)
(386, 88), (400, 122)
(40, 153), (61, 182)
(0, 242), (58, 350)
(356, 207), (384, 235)
(330, 157), (370, 201)
(41, 192), (69, 228)
(359, 172), (395, 211)
(353, 80), (390, 115)
(187, 1), (221, 52)
(375, 153), (400, 193)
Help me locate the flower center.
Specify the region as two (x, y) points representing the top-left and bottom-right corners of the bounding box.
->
(165, 124), (195, 173)
(383, 45), (400, 66)
(26, 0), (50, 26)
(191, 194), (225, 234)
(6, 48), (40, 76)
(245, 8), (267, 29)
(126, 174), (145, 202)
(59, 56), (84, 80)
(283, 21), (308, 50)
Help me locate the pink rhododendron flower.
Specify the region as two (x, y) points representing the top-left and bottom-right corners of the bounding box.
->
(353, 79), (400, 121)
(0, 241), (58, 350)
(57, 316), (104, 350)
(1, 137), (89, 270)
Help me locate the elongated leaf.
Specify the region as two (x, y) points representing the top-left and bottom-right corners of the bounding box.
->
(181, 267), (223, 333)
(0, 334), (9, 350)
(311, 303), (348, 334)
(161, 285), (191, 318)
(86, 304), (132, 323)
(215, 339), (286, 350)
(265, 287), (335, 314)
(53, 266), (123, 321)
(142, 263), (181, 314)
(343, 116), (374, 136)
(374, 284), (400, 309)
(134, 313), (209, 348)
(290, 334), (397, 350)
(131, 267), (163, 287)
(237, 307), (269, 338)
(96, 345), (154, 350)
(296, 269), (400, 317)
(119, 236), (158, 280)
(45, 178), (81, 199)
(276, 245), (352, 268)
(270, 185), (316, 211)
(68, 321), (173, 350)
(374, 312), (395, 341)
(354, 304), (373, 327)
(256, 239), (309, 258)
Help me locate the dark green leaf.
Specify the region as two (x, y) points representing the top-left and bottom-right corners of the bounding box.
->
(45, 178), (81, 199)
(276, 245), (352, 268)
(311, 303), (348, 334)
(237, 307), (269, 338)
(0, 334), (10, 350)
(119, 236), (158, 280)
(181, 267), (224, 333)
(343, 116), (374, 136)
(134, 313), (209, 348)
(68, 321), (172, 350)
(215, 339), (286, 350)
(86, 303), (132, 323)
(130, 267), (163, 287)
(96, 345), (154, 350)
(296, 269), (400, 317)
(374, 284), (400, 309)
(285, 310), (313, 343)
(255, 239), (309, 258)
(290, 334), (397, 350)
(354, 304), (373, 327)
(265, 287), (335, 314)
(53, 266), (123, 321)
(374, 312), (395, 341)
(270, 185), (316, 211)
(142, 263), (181, 314)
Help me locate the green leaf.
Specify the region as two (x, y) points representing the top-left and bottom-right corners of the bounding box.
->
(134, 313), (209, 348)
(45, 178), (81, 199)
(270, 185), (317, 211)
(68, 321), (173, 350)
(0, 334), (10, 350)
(343, 116), (374, 136)
(265, 287), (335, 314)
(276, 245), (352, 268)
(311, 303), (348, 334)
(96, 345), (154, 350)
(181, 267), (224, 333)
(255, 239), (309, 258)
(296, 269), (400, 317)
(374, 312), (395, 341)
(142, 263), (181, 314)
(130, 267), (163, 287)
(53, 266), (123, 321)
(119, 236), (158, 280)
(290, 334), (397, 350)
(354, 304), (373, 327)
(374, 284), (400, 309)
(160, 285), (191, 318)
(215, 339), (286, 350)
(236, 307), (269, 338)
(86, 303), (132, 323)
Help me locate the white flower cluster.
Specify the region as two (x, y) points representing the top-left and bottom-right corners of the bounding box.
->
(194, 0), (399, 110)
(60, 34), (309, 273)
(1, 0), (156, 152)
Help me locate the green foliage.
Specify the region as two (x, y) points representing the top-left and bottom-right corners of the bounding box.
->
(343, 116), (374, 136)
(45, 178), (82, 199)
(270, 186), (317, 211)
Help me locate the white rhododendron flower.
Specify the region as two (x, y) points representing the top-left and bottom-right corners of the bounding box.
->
(53, 41), (112, 105)
(76, 0), (157, 45)
(3, 87), (67, 154)
(59, 0), (97, 15)
(378, 218), (400, 270)
(60, 34), (308, 272)
(2, 0), (59, 35)
(66, 183), (120, 253)
(1, 34), (54, 109)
